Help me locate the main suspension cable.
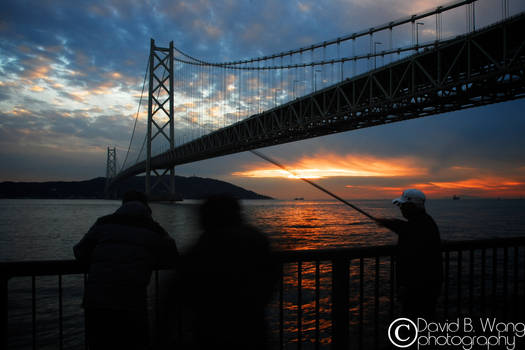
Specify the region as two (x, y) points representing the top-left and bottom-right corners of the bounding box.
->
(172, 0), (473, 68)
(121, 58), (149, 171)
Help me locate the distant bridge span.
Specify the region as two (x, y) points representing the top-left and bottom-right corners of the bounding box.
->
(111, 12), (525, 188)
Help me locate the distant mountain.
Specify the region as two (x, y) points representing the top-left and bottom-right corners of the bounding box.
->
(0, 176), (272, 200)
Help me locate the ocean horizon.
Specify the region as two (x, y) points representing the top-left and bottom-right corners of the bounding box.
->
(1, 198), (524, 261)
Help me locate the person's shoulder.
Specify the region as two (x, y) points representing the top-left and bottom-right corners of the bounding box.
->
(148, 219), (169, 236)
(94, 213), (117, 226)
(85, 214), (118, 232)
(92, 213), (138, 228)
(241, 224), (272, 249)
(424, 213), (440, 236)
(242, 224), (267, 237)
(98, 212), (166, 234)
(422, 213), (439, 227)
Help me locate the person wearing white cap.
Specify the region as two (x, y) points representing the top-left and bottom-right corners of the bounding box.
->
(392, 188), (426, 209)
(377, 189), (443, 319)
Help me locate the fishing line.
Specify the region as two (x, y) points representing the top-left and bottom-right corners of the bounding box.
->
(249, 150), (378, 222)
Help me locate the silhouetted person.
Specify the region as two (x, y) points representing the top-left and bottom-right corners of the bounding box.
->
(74, 190), (178, 350)
(377, 189), (443, 320)
(179, 195), (280, 350)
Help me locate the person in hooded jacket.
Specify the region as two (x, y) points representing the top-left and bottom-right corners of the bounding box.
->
(74, 190), (178, 350)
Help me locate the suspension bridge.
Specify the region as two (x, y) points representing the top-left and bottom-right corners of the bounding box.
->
(106, 0), (525, 198)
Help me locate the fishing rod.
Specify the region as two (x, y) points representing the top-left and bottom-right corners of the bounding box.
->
(249, 150), (379, 222)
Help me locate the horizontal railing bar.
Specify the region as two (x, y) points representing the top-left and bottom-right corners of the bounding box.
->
(441, 236), (525, 251)
(2, 237), (525, 278)
(0, 260), (86, 278)
(275, 245), (397, 262)
(275, 236), (525, 262)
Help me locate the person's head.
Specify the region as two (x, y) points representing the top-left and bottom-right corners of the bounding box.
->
(122, 190), (151, 213)
(199, 194), (242, 232)
(392, 189), (426, 219)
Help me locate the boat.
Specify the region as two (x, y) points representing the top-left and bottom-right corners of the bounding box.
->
(452, 195), (460, 200)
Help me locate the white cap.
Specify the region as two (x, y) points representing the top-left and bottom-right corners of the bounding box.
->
(392, 189), (426, 208)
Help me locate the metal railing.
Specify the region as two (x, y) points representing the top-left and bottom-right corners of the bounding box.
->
(273, 237), (525, 349)
(2, 236), (525, 349)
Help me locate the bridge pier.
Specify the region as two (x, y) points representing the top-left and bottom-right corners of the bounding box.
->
(146, 39), (177, 200)
(104, 147), (117, 198)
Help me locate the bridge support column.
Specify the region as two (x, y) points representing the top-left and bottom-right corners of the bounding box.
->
(146, 39), (177, 201)
(105, 147), (116, 198)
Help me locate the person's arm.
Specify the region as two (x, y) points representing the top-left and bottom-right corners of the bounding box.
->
(73, 226), (98, 264)
(375, 218), (407, 234)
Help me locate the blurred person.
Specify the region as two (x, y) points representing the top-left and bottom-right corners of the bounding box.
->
(179, 195), (280, 350)
(74, 190), (178, 350)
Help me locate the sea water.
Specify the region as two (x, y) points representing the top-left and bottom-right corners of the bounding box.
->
(2, 198), (525, 261)
(1, 198), (524, 349)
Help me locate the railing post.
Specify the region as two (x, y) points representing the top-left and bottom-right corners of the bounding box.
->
(1, 275), (8, 350)
(332, 258), (349, 350)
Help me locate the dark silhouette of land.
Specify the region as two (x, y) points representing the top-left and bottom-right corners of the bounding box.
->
(0, 175), (272, 200)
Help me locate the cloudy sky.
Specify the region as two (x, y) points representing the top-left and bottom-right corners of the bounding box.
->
(1, 0), (525, 199)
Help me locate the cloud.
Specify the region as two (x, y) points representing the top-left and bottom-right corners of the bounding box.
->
(411, 177), (525, 198)
(233, 153), (427, 179)
(342, 176), (525, 199)
(1, 0), (524, 188)
(30, 85), (45, 92)
(228, 149), (525, 198)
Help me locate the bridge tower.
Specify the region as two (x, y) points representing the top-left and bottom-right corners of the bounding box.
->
(145, 39), (176, 199)
(105, 146), (117, 197)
